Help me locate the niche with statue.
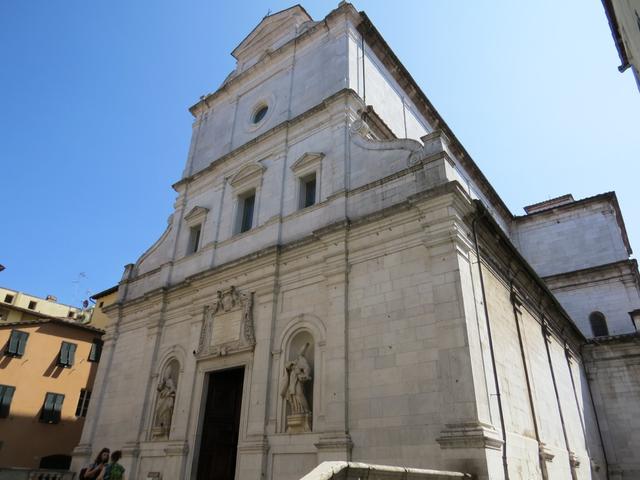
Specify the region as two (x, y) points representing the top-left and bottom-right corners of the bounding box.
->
(151, 359), (179, 440)
(279, 330), (314, 433)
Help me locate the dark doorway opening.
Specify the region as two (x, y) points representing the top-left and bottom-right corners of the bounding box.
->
(197, 367), (244, 480)
(39, 454), (72, 470)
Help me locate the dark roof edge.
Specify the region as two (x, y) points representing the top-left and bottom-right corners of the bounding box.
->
(0, 317), (105, 335)
(91, 285), (119, 300)
(356, 11), (513, 223)
(601, 0), (630, 70)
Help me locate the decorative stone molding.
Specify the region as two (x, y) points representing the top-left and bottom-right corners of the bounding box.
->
(195, 286), (255, 359)
(183, 206), (209, 227)
(229, 163), (265, 192)
(164, 442), (189, 456)
(436, 422), (503, 450)
(121, 441), (141, 458)
(238, 437), (269, 454)
(290, 152), (324, 177)
(539, 443), (555, 463)
(314, 433), (353, 453)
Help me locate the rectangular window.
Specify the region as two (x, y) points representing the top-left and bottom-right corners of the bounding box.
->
(58, 342), (77, 367)
(28, 301), (37, 310)
(6, 330), (28, 357)
(239, 192), (255, 233)
(67, 311), (75, 318)
(3, 294), (14, 304)
(40, 392), (64, 424)
(75, 389), (92, 417)
(0, 385), (16, 418)
(300, 174), (317, 209)
(88, 339), (103, 363)
(187, 224), (202, 255)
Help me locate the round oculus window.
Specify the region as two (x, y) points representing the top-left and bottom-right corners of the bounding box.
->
(252, 105), (268, 124)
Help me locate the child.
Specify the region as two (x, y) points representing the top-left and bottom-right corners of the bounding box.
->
(97, 450), (125, 480)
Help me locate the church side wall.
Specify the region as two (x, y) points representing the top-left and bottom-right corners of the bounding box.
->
(481, 262), (605, 479)
(550, 274), (639, 337)
(513, 201), (629, 278)
(584, 338), (640, 479)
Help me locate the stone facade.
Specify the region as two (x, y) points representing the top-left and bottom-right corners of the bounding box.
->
(72, 3), (640, 480)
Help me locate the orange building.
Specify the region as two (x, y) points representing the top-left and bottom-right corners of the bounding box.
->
(0, 317), (104, 471)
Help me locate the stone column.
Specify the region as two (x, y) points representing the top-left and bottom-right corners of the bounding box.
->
(236, 278), (277, 480)
(315, 226), (352, 462)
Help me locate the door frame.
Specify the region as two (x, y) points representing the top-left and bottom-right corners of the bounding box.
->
(187, 353), (253, 480)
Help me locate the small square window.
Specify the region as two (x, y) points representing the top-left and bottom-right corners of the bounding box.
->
(58, 342), (77, 368)
(3, 294), (14, 304)
(0, 384), (16, 418)
(99, 301), (104, 308)
(40, 392), (64, 424)
(67, 311), (75, 319)
(28, 301), (37, 310)
(238, 191), (255, 234)
(75, 389), (92, 417)
(187, 224), (202, 255)
(300, 174), (317, 209)
(6, 330), (28, 357)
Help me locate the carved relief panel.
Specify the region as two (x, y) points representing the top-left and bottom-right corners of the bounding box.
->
(195, 286), (255, 358)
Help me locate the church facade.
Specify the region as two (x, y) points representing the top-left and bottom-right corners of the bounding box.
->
(72, 4), (640, 480)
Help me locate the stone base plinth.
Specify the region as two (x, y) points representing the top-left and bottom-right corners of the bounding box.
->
(286, 413), (312, 433)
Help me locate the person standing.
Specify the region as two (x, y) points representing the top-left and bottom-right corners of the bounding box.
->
(82, 448), (110, 479)
(97, 450), (125, 480)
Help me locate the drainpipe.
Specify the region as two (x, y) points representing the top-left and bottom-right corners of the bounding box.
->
(472, 210), (509, 480)
(510, 286), (548, 479)
(541, 320), (578, 480)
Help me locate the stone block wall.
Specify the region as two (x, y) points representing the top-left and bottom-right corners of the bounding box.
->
(583, 336), (640, 479)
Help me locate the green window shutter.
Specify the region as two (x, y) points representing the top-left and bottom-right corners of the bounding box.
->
(17, 332), (28, 356)
(82, 390), (92, 416)
(53, 394), (64, 423)
(68, 344), (76, 366)
(89, 340), (103, 362)
(58, 344), (67, 365)
(42, 393), (55, 422)
(0, 385), (15, 418)
(75, 390), (85, 417)
(8, 331), (19, 355)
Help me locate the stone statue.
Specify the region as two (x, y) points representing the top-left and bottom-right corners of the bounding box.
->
(280, 342), (313, 432)
(152, 365), (177, 439)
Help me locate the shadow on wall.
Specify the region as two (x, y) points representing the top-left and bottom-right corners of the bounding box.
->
(0, 414), (85, 470)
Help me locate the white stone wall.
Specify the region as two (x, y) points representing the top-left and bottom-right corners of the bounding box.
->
(584, 338), (640, 479)
(550, 273), (639, 336)
(513, 199), (629, 278)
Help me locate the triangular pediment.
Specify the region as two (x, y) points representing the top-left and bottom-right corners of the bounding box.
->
(231, 5), (312, 63)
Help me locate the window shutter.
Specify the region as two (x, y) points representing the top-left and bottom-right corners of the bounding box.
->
(59, 344), (67, 365)
(0, 385), (15, 418)
(68, 344), (76, 366)
(8, 332), (19, 355)
(53, 394), (64, 422)
(43, 393), (55, 422)
(75, 390), (85, 417)
(83, 390), (92, 416)
(17, 332), (28, 356)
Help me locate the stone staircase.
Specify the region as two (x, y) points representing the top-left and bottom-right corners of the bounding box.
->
(299, 462), (472, 480)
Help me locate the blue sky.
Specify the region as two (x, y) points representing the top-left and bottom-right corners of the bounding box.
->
(1, 1), (638, 306)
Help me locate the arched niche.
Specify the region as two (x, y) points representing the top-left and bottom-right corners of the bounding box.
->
(150, 357), (180, 440)
(276, 314), (326, 434)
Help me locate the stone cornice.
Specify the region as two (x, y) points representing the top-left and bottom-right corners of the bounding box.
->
(542, 259), (640, 290)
